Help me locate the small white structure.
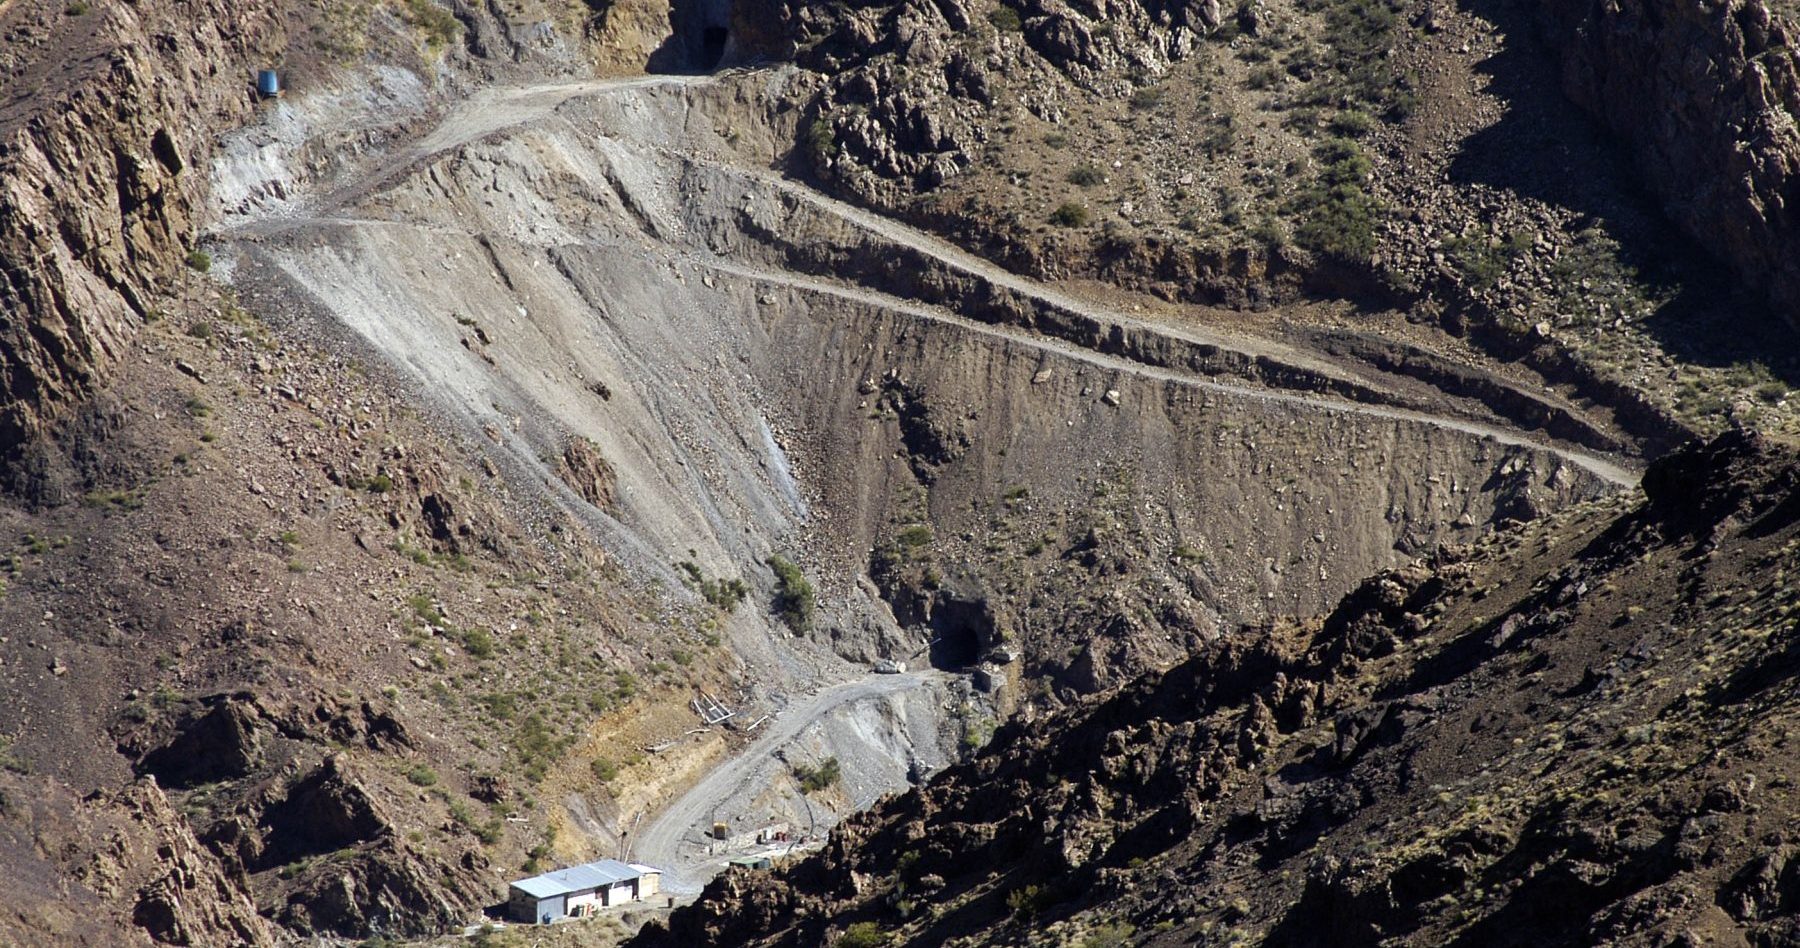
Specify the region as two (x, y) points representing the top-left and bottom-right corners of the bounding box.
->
(507, 859), (662, 924)
(629, 863), (662, 901)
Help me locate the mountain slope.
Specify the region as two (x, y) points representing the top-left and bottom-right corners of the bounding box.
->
(641, 430), (1800, 947)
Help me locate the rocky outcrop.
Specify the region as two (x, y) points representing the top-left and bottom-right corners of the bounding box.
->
(121, 782), (276, 947)
(0, 774), (275, 947)
(1536, 0), (1800, 326)
(774, 0), (1217, 207)
(252, 756), (390, 871)
(275, 836), (485, 938)
(0, 1), (284, 454)
(137, 697), (265, 790)
(559, 435), (620, 511)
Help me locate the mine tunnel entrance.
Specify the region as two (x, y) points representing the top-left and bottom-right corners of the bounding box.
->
(928, 592), (992, 670)
(701, 26), (729, 69)
(648, 0), (735, 73)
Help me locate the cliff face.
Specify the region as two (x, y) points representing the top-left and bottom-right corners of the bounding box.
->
(0, 1), (285, 455)
(1538, 0), (1800, 326)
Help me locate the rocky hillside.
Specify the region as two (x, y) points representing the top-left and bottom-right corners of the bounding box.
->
(1536, 0), (1800, 328)
(0, 1), (283, 452)
(0, 0), (1795, 945)
(640, 430), (1800, 947)
(757, 0), (1800, 448)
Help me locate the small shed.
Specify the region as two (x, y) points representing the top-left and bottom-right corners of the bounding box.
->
(629, 863), (662, 900)
(507, 859), (651, 924)
(728, 855), (774, 871)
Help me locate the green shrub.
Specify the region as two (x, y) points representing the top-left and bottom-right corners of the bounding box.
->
(1328, 109), (1375, 138)
(591, 758), (620, 783)
(987, 6), (1022, 31)
(185, 249), (212, 273)
(1066, 165), (1102, 187)
(1292, 138), (1378, 263)
(477, 692), (517, 721)
(703, 577), (749, 610)
(896, 524), (934, 549)
(793, 756), (842, 793)
(1007, 884), (1049, 917)
(1082, 922), (1137, 948)
(805, 116), (838, 166)
(766, 555), (816, 631)
(515, 713), (568, 783)
(401, 0), (462, 51)
(1128, 86), (1166, 111)
(837, 922), (892, 948)
(1050, 202), (1090, 227)
(1246, 64), (1283, 90)
(405, 765), (438, 787)
(680, 561), (750, 611)
(461, 627), (496, 659)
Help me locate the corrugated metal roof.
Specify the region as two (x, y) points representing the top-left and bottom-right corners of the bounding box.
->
(508, 859), (641, 899)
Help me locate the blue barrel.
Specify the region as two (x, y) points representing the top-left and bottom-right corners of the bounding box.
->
(256, 70), (281, 98)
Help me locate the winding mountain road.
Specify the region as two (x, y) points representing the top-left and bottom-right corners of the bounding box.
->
(222, 65), (1645, 900)
(238, 69), (1639, 489)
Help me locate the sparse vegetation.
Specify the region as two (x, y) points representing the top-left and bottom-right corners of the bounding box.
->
(591, 758), (620, 783)
(837, 922), (892, 948)
(806, 116), (839, 165)
(460, 626), (496, 659)
(1292, 138), (1378, 263)
(793, 756), (842, 793)
(400, 0), (462, 52)
(1007, 883), (1050, 918)
(987, 5), (1022, 31)
(1050, 202), (1091, 228)
(1128, 85), (1167, 111)
(1082, 922), (1137, 948)
(1067, 165), (1103, 187)
(678, 560), (750, 611)
(767, 555), (816, 631)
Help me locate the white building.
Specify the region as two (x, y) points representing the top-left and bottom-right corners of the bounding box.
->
(506, 859), (664, 924)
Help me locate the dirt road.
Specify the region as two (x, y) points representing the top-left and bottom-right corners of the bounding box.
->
(629, 671), (943, 894)
(239, 69), (1639, 489)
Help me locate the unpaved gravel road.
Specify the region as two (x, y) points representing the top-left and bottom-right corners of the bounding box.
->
(240, 69), (1640, 489)
(630, 671), (943, 894)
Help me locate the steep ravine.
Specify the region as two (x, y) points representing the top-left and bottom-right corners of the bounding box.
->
(214, 63), (1630, 919)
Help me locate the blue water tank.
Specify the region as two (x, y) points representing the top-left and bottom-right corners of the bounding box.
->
(256, 69), (281, 98)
